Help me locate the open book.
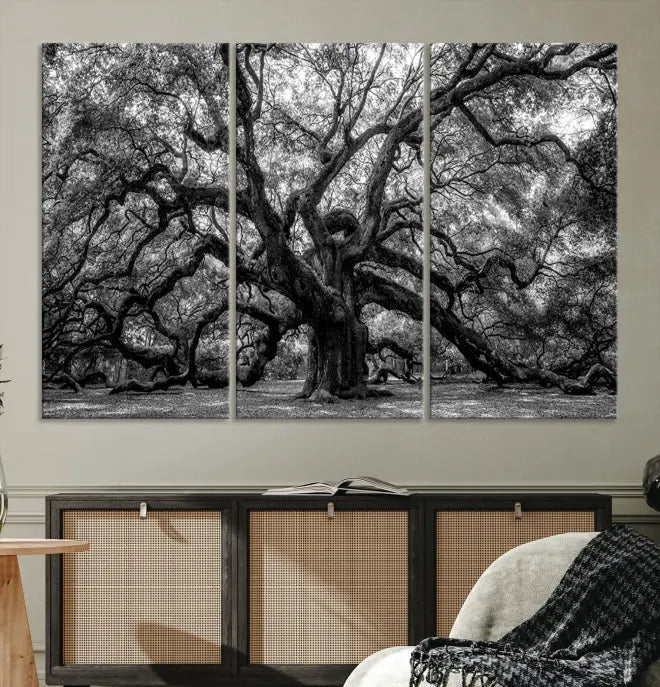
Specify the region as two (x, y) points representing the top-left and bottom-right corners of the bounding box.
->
(263, 476), (409, 496)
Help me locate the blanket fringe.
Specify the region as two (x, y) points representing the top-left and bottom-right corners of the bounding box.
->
(410, 659), (501, 687)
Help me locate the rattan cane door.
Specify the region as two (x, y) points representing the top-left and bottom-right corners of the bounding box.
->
(433, 504), (598, 636)
(61, 508), (223, 665)
(245, 505), (412, 670)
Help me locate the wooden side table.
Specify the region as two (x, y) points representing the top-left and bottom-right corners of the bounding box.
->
(0, 539), (88, 687)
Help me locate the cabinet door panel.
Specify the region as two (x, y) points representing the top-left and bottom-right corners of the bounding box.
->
(248, 509), (409, 665)
(62, 509), (223, 665)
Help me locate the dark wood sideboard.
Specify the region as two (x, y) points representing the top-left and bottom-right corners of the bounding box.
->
(45, 492), (611, 686)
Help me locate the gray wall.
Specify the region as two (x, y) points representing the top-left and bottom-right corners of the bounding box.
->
(1, 0), (660, 683)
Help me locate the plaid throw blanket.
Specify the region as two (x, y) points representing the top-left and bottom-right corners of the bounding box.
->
(410, 526), (660, 687)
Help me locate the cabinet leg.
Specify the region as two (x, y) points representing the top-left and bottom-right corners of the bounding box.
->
(0, 555), (38, 687)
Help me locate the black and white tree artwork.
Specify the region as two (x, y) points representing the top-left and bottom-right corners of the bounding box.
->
(41, 42), (617, 420)
(235, 44), (424, 419)
(429, 43), (617, 418)
(42, 44), (230, 418)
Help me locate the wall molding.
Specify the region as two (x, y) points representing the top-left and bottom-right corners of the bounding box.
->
(5, 511), (45, 525)
(6, 483), (658, 525)
(613, 514), (660, 525)
(6, 482), (647, 498)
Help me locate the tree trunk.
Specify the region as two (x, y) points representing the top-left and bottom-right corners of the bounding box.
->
(300, 312), (370, 402)
(367, 365), (419, 386)
(108, 374), (187, 395)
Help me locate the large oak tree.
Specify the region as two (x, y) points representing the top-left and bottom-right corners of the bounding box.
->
(42, 43), (617, 404)
(235, 43), (424, 401)
(235, 42), (616, 401)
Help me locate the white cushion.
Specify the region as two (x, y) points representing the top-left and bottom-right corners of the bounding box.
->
(342, 646), (464, 687)
(449, 532), (598, 641)
(342, 647), (412, 687)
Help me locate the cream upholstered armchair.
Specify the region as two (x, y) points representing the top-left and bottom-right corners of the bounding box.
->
(344, 532), (660, 687)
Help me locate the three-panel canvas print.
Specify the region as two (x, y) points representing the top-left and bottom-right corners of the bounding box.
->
(42, 43), (617, 419)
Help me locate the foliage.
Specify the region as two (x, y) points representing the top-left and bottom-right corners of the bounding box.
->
(236, 43), (617, 399)
(42, 42), (618, 408)
(426, 44), (617, 391)
(235, 43), (425, 395)
(42, 44), (230, 398)
(263, 337), (308, 381)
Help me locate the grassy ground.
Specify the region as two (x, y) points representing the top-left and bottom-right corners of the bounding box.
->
(42, 380), (615, 419)
(237, 379), (423, 419)
(42, 387), (228, 419)
(431, 381), (616, 419)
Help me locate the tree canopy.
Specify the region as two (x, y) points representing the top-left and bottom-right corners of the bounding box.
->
(42, 42), (617, 412)
(234, 42), (616, 402)
(42, 44), (230, 395)
(235, 43), (425, 400)
(428, 43), (617, 396)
